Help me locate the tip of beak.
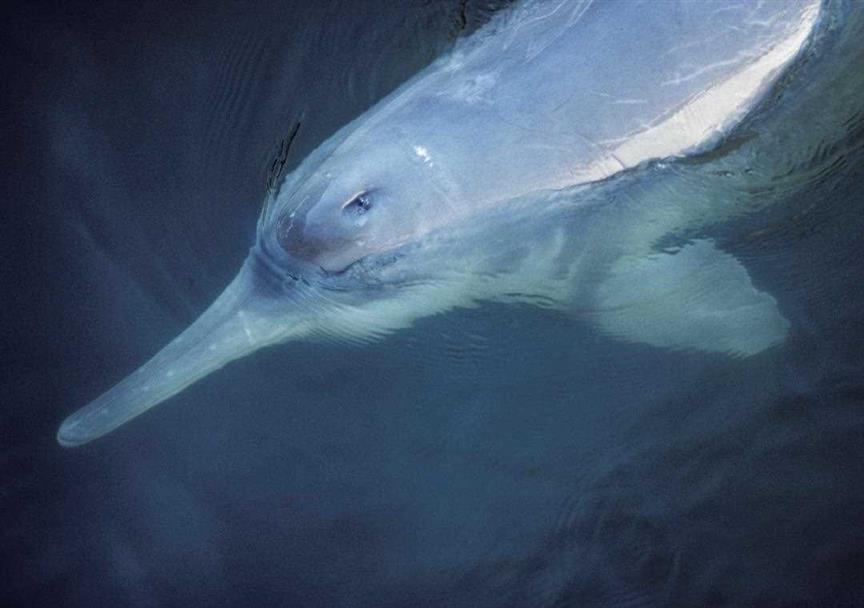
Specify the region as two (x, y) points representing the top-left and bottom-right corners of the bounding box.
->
(56, 419), (88, 448)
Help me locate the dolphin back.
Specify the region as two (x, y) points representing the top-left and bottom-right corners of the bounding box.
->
(343, 0), (822, 208)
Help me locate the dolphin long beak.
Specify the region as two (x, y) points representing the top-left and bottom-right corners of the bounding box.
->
(57, 257), (299, 447)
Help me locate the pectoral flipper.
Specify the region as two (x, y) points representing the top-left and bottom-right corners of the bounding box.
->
(592, 239), (789, 356)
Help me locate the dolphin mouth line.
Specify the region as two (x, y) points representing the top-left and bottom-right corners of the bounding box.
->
(252, 239), (378, 293)
(325, 251), (404, 283)
(251, 241), (314, 291)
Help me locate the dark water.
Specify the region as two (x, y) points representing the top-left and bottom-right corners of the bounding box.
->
(3, 1), (864, 606)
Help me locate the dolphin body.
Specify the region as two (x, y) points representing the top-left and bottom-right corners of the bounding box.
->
(58, 0), (828, 446)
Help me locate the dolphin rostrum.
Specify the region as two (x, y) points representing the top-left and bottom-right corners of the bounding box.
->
(58, 0), (826, 446)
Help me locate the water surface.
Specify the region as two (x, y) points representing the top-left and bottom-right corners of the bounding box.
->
(2, 1), (864, 606)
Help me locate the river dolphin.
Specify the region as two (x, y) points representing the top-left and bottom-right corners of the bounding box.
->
(58, 0), (828, 446)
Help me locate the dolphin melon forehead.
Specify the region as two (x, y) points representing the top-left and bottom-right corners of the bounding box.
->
(320, 0), (821, 208)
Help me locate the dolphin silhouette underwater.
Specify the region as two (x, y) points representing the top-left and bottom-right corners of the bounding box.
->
(57, 0), (831, 446)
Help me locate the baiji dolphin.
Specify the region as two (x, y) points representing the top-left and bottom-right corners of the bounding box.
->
(58, 0), (829, 446)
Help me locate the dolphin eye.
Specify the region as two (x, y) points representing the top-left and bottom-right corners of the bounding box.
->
(342, 192), (372, 215)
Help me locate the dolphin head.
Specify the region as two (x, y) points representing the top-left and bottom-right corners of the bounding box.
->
(56, 126), (458, 446)
(265, 125), (458, 280)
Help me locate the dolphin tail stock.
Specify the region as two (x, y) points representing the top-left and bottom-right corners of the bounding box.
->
(590, 239), (789, 357)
